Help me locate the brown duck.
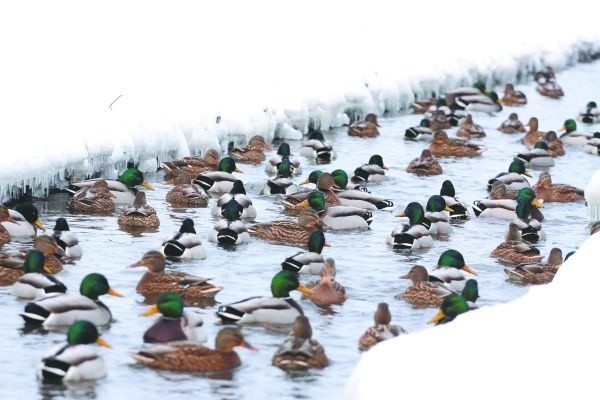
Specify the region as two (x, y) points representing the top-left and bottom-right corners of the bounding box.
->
(456, 114), (486, 138)
(501, 83), (527, 106)
(397, 265), (452, 307)
(68, 179), (116, 214)
(406, 149), (443, 176)
(358, 302), (407, 351)
(522, 117), (545, 147)
(490, 222), (543, 264)
(544, 131), (565, 157)
(533, 172), (584, 202)
(498, 113), (527, 134)
(302, 258), (346, 307)
(0, 205), (13, 245)
(282, 173), (342, 213)
(272, 316), (328, 371)
(118, 192), (160, 229)
(228, 135), (272, 164)
(348, 113), (380, 137)
(161, 149), (220, 179)
(247, 208), (322, 246)
(428, 131), (483, 157)
(504, 248), (563, 284)
(165, 171), (209, 208)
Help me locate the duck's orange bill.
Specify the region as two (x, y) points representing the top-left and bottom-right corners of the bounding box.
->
(428, 310), (446, 324)
(524, 170), (533, 178)
(34, 219), (46, 230)
(531, 198), (544, 208)
(108, 288), (124, 297)
(382, 165), (389, 170)
(445, 206), (453, 212)
(299, 178), (311, 185)
(96, 337), (112, 348)
(141, 181), (154, 190)
(296, 284), (314, 295)
(295, 200), (310, 208)
(462, 265), (477, 275)
(234, 167), (244, 173)
(140, 304), (159, 317)
(395, 211), (406, 217)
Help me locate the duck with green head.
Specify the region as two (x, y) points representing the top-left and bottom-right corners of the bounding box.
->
(424, 195), (453, 236)
(331, 169), (394, 210)
(428, 293), (470, 325)
(428, 249), (477, 292)
(440, 180), (469, 220)
(579, 101), (600, 124)
(300, 190), (373, 230)
(487, 158), (531, 195)
(261, 157), (299, 195)
(351, 154), (389, 184)
(210, 199), (251, 245)
(11, 249), (67, 299)
(1, 203), (45, 238)
(516, 141), (555, 168)
(280, 172), (341, 212)
(510, 192), (545, 244)
(194, 157), (243, 194)
(281, 229), (330, 275)
(37, 320), (111, 382)
(300, 129), (336, 161)
(473, 187), (544, 221)
(212, 180), (256, 220)
(389, 202), (433, 250)
(216, 270), (314, 325)
(265, 142), (302, 176)
(558, 118), (593, 145)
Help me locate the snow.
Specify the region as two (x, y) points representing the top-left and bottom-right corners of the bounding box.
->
(2, 0), (600, 201)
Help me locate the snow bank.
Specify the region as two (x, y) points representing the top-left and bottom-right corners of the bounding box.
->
(2, 0), (600, 200)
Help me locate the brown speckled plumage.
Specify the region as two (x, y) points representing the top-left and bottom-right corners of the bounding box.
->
(228, 135), (272, 164)
(406, 149), (443, 176)
(272, 316), (328, 371)
(501, 84), (527, 106)
(522, 117), (545, 147)
(358, 303), (406, 351)
(68, 179), (116, 214)
(0, 205), (12, 245)
(0, 255), (24, 285)
(544, 131), (565, 157)
(302, 259), (346, 307)
(456, 114), (486, 138)
(533, 172), (583, 202)
(428, 131), (483, 157)
(397, 265), (451, 307)
(118, 192), (160, 229)
(498, 113), (527, 134)
(34, 236), (64, 274)
(491, 223), (543, 264)
(165, 172), (209, 207)
(162, 149), (220, 179)
(348, 114), (380, 137)
(248, 209), (322, 246)
(504, 248), (563, 285)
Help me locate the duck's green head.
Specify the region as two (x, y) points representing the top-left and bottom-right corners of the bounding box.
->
(80, 273), (123, 300)
(516, 187), (543, 208)
(308, 129), (325, 141)
(508, 159), (531, 177)
(23, 249), (46, 274)
(587, 101), (597, 109)
(179, 218), (196, 234)
(230, 180), (247, 195)
(307, 229), (327, 254)
(276, 157), (294, 178)
(141, 292), (184, 318)
(66, 320), (111, 347)
(419, 119), (431, 128)
(218, 157), (243, 174)
(368, 154), (388, 169)
(221, 198), (244, 221)
(120, 167), (154, 190)
(439, 180), (456, 197)
(533, 141), (549, 150)
(562, 119), (577, 134)
(300, 170), (324, 186)
(331, 169), (349, 189)
(306, 190), (326, 213)
(15, 203), (45, 230)
(426, 195), (451, 213)
(486, 91), (500, 104)
(438, 249), (477, 275)
(396, 202), (426, 226)
(429, 294), (470, 325)
(473, 81), (487, 93)
(277, 143), (291, 157)
(461, 279), (479, 303)
(53, 217), (70, 232)
(270, 270), (314, 298)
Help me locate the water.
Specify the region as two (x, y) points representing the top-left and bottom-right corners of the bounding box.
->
(2, 61), (600, 400)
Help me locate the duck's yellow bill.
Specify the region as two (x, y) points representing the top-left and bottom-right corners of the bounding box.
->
(108, 288), (124, 297)
(382, 165), (389, 170)
(34, 219), (46, 230)
(140, 304), (159, 317)
(96, 337), (112, 348)
(234, 167), (244, 173)
(324, 241), (332, 247)
(524, 170), (533, 178)
(531, 198), (544, 208)
(141, 181), (155, 190)
(296, 199), (310, 208)
(395, 211), (406, 217)
(299, 178), (311, 185)
(445, 206), (453, 212)
(558, 126), (565, 132)
(297, 284), (315, 295)
(428, 310), (446, 324)
(462, 265), (477, 275)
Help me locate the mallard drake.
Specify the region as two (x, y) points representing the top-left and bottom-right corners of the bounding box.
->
(504, 247), (563, 284)
(2, 203), (45, 238)
(348, 113), (380, 137)
(351, 154), (389, 184)
(473, 187), (544, 221)
(272, 315), (328, 371)
(358, 303), (406, 352)
(456, 114), (486, 138)
(425, 195), (453, 236)
(161, 149), (220, 178)
(302, 258), (346, 307)
(428, 293), (470, 324)
(37, 320), (110, 382)
(544, 131), (565, 157)
(141, 292), (207, 344)
(0, 205), (13, 245)
(406, 149), (443, 176)
(261, 157), (299, 195)
(584, 132), (600, 155)
(558, 119), (593, 145)
(404, 118), (432, 141)
(533, 172), (584, 202)
(11, 250), (67, 299)
(117, 192), (160, 229)
(299, 129), (335, 161)
(578, 101), (600, 124)
(498, 112), (527, 134)
(281, 230), (329, 275)
(129, 251), (222, 305)
(71, 165), (154, 204)
(160, 218), (206, 259)
(445, 81), (486, 99)
(428, 249), (477, 292)
(510, 195), (545, 244)
(449, 91), (502, 114)
(516, 141), (555, 168)
(21, 272), (122, 327)
(50, 217), (82, 258)
(428, 131), (483, 157)
(501, 83), (527, 106)
(490, 222), (543, 264)
(131, 327), (254, 372)
(194, 157), (243, 194)
(209, 216), (251, 245)
(265, 143), (302, 176)
(439, 180), (469, 220)
(228, 135), (272, 165)
(301, 190), (373, 230)
(165, 172), (209, 208)
(247, 208), (321, 246)
(398, 265), (452, 307)
(68, 179), (117, 213)
(330, 170), (393, 209)
(522, 117), (546, 147)
(0, 236), (63, 284)
(211, 180), (256, 220)
(281, 172), (342, 213)
(486, 159), (531, 193)
(389, 202), (433, 250)
(216, 270), (313, 325)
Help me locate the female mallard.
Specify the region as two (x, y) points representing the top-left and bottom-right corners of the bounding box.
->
(299, 129), (335, 161)
(425, 195), (453, 236)
(501, 83), (527, 106)
(281, 230), (329, 275)
(165, 172), (209, 208)
(68, 179), (117, 213)
(131, 327), (254, 372)
(406, 149), (442, 176)
(265, 143), (302, 176)
(428, 131), (483, 157)
(428, 249), (477, 292)
(21, 272), (122, 327)
(504, 247), (563, 284)
(536, 80), (564, 99)
(522, 117), (546, 147)
(141, 292), (207, 344)
(0, 205), (13, 245)
(11, 250), (67, 299)
(428, 293), (470, 325)
(389, 202), (433, 250)
(2, 203), (45, 238)
(194, 157), (243, 194)
(456, 114), (486, 138)
(351, 154), (389, 184)
(498, 112), (527, 134)
(429, 110), (452, 131)
(490, 222), (543, 264)
(398, 265), (453, 307)
(410, 95), (440, 114)
(272, 316), (328, 371)
(301, 190), (373, 230)
(216, 270), (313, 325)
(37, 320), (110, 382)
(211, 180), (256, 220)
(533, 172), (584, 202)
(228, 135), (272, 164)
(348, 113), (380, 138)
(439, 180), (469, 220)
(404, 118), (432, 141)
(71, 165), (154, 204)
(558, 119), (593, 145)
(282, 172), (341, 211)
(473, 187), (544, 221)
(516, 141), (555, 168)
(330, 170), (393, 210)
(51, 217), (82, 258)
(247, 208), (322, 246)
(302, 258), (346, 307)
(117, 192), (160, 229)
(129, 251), (222, 305)
(578, 101), (600, 124)
(160, 218), (206, 259)
(488, 181), (517, 200)
(544, 131), (565, 157)
(487, 159), (531, 193)
(358, 303), (406, 352)
(34, 235), (64, 274)
(161, 149), (220, 178)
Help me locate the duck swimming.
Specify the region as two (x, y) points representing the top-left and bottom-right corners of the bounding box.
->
(165, 171), (209, 208)
(117, 192), (160, 230)
(498, 113), (527, 134)
(160, 218), (206, 259)
(358, 303), (406, 351)
(501, 83), (527, 106)
(68, 179), (117, 213)
(228, 135), (272, 164)
(428, 131), (483, 157)
(272, 316), (329, 371)
(406, 149), (442, 176)
(348, 113), (380, 138)
(533, 172), (584, 202)
(194, 157), (243, 194)
(11, 249), (67, 299)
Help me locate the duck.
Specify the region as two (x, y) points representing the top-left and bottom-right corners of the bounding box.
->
(265, 143), (302, 176)
(129, 251), (222, 305)
(510, 194), (545, 244)
(404, 118), (432, 141)
(522, 117), (546, 147)
(329, 170), (394, 209)
(498, 112), (527, 134)
(410, 94), (440, 114)
(261, 157), (299, 195)
(248, 208), (322, 246)
(302, 258), (346, 307)
(473, 187), (544, 221)
(50, 217), (82, 258)
(351, 154), (389, 184)
(389, 202), (433, 250)
(280, 172), (342, 213)
(272, 315), (329, 371)
(428, 131), (483, 157)
(131, 327), (255, 372)
(398, 265), (452, 307)
(216, 270), (313, 325)
(37, 320), (110, 382)
(140, 292), (207, 344)
(501, 83), (527, 106)
(211, 180), (256, 220)
(194, 157), (243, 194)
(533, 172), (583, 202)
(209, 218), (251, 246)
(160, 218), (206, 259)
(439, 180), (469, 220)
(584, 132), (600, 155)
(456, 114), (486, 138)
(424, 195), (453, 236)
(68, 179), (117, 213)
(558, 119), (593, 145)
(281, 230), (329, 275)
(11, 250), (67, 299)
(228, 135), (272, 165)
(449, 91), (502, 114)
(515, 141), (555, 168)
(428, 249), (477, 292)
(428, 293), (470, 325)
(488, 181), (517, 201)
(534, 66), (557, 84)
(299, 129), (335, 161)
(20, 272), (122, 327)
(117, 192), (160, 230)
(544, 131), (565, 157)
(33, 235), (65, 274)
(302, 190), (373, 230)
(578, 101), (600, 124)
(490, 222), (543, 264)
(504, 248), (563, 284)
(161, 149), (220, 179)
(2, 203), (45, 238)
(406, 149), (443, 176)
(486, 159), (531, 193)
(348, 113), (380, 137)
(165, 171), (209, 208)
(358, 303), (406, 352)
(429, 109), (452, 131)
(0, 205), (13, 245)
(536, 80), (564, 99)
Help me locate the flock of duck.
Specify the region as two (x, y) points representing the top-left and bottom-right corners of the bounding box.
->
(1, 65), (599, 385)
